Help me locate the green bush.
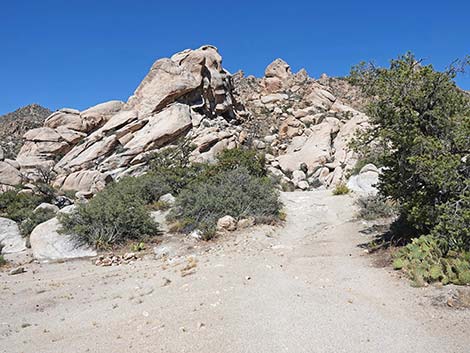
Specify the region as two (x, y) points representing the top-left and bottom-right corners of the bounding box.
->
(393, 235), (470, 286)
(19, 208), (57, 237)
(60, 145), (279, 245)
(350, 53), (470, 252)
(112, 174), (171, 205)
(0, 190), (43, 223)
(332, 183), (350, 195)
(147, 140), (208, 194)
(169, 167), (282, 238)
(356, 196), (397, 220)
(59, 180), (159, 249)
(213, 148), (266, 177)
(0, 255), (6, 267)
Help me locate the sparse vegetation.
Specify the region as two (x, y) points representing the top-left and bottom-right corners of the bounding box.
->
(59, 146), (281, 245)
(332, 183), (350, 195)
(0, 176), (61, 236)
(0, 255), (6, 267)
(19, 208), (57, 237)
(356, 196), (397, 220)
(169, 167), (282, 239)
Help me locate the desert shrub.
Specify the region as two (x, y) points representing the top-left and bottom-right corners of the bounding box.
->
(350, 53), (470, 252)
(356, 196), (398, 220)
(213, 148), (266, 177)
(393, 235), (470, 286)
(0, 190), (43, 223)
(19, 208), (57, 237)
(332, 183), (350, 195)
(169, 167), (282, 238)
(59, 180), (159, 249)
(113, 174), (171, 205)
(147, 140), (208, 194)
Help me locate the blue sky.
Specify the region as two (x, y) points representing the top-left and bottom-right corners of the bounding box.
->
(1, 0), (469, 115)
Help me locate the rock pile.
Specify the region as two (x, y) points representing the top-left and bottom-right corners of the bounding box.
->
(0, 46), (251, 194)
(234, 59), (369, 190)
(0, 45), (370, 195)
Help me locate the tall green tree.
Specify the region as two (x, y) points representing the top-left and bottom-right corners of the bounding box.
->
(350, 53), (470, 251)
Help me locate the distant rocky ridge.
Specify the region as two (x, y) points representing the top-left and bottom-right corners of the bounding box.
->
(0, 45), (371, 195)
(0, 104), (52, 159)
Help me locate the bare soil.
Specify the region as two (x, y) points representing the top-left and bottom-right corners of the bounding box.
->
(1, 191), (469, 353)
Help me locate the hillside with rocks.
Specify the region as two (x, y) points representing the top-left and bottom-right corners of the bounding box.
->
(0, 104), (52, 160)
(0, 46), (375, 196)
(1, 45), (470, 353)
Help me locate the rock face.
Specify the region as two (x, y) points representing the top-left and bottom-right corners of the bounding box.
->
(1, 45), (372, 194)
(29, 217), (97, 262)
(0, 217), (26, 254)
(0, 161), (22, 187)
(0, 45), (245, 194)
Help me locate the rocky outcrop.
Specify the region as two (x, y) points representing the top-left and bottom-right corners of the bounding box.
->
(0, 217), (26, 254)
(0, 45), (371, 195)
(0, 104), (52, 160)
(234, 58), (370, 190)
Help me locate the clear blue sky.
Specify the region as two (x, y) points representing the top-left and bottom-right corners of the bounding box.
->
(1, 0), (469, 115)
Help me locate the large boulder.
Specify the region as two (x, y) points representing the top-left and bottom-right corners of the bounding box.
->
(55, 135), (118, 171)
(263, 59), (292, 93)
(80, 100), (124, 131)
(277, 121), (333, 173)
(347, 164), (380, 195)
(44, 108), (83, 131)
(56, 170), (111, 194)
(265, 58), (292, 80)
(0, 161), (22, 186)
(124, 103), (192, 153)
(126, 58), (200, 118)
(0, 217), (26, 254)
(29, 218), (97, 262)
(23, 127), (61, 142)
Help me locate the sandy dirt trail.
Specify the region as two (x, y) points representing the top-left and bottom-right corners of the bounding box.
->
(1, 191), (469, 353)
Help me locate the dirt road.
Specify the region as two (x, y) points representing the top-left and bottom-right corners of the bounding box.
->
(1, 191), (469, 352)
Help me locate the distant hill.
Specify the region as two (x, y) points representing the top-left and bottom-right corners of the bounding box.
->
(0, 104), (52, 159)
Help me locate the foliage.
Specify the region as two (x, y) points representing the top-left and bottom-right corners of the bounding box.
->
(60, 144), (278, 245)
(332, 183), (350, 195)
(393, 235), (470, 286)
(356, 196), (398, 220)
(0, 255), (6, 267)
(169, 167), (282, 238)
(19, 208), (56, 237)
(213, 148), (267, 177)
(147, 140), (207, 194)
(349, 52), (470, 252)
(0, 190), (43, 223)
(59, 180), (159, 249)
(0, 166), (64, 237)
(131, 242), (146, 252)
